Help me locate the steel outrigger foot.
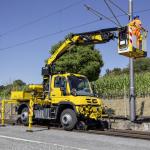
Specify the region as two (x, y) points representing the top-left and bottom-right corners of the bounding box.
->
(0, 124), (6, 127)
(26, 129), (33, 132)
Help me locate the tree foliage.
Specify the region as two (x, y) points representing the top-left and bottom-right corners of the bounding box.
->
(49, 41), (104, 81)
(0, 79), (26, 98)
(13, 80), (26, 87)
(105, 57), (150, 76)
(133, 57), (150, 73)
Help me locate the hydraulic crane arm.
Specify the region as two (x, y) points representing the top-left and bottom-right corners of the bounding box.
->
(42, 27), (120, 96)
(42, 24), (147, 97)
(47, 27), (119, 66)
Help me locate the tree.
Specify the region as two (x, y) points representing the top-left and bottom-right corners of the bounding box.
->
(0, 80), (26, 98)
(0, 85), (4, 91)
(12, 80), (26, 91)
(13, 80), (26, 87)
(133, 57), (150, 73)
(49, 41), (104, 81)
(105, 68), (122, 76)
(105, 57), (150, 76)
(122, 67), (129, 74)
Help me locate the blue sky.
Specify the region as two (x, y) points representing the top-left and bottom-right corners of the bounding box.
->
(0, 0), (149, 85)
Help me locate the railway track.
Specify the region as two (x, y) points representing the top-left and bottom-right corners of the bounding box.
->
(1, 119), (150, 140)
(77, 129), (150, 140)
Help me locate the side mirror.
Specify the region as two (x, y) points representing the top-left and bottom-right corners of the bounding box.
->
(91, 83), (97, 97)
(91, 83), (98, 97)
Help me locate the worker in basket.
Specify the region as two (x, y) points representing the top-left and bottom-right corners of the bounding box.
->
(129, 15), (142, 49)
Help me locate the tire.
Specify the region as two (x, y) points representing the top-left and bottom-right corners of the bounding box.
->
(20, 107), (29, 126)
(60, 109), (77, 131)
(100, 120), (110, 130)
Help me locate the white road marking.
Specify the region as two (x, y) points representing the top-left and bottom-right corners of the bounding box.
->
(0, 134), (88, 150)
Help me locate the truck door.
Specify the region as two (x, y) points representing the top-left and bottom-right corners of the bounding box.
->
(51, 76), (67, 97)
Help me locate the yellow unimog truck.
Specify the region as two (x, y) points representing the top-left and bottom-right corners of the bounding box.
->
(1, 24), (147, 131)
(12, 73), (105, 130)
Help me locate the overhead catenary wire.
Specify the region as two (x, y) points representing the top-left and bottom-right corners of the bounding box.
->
(0, 19), (99, 51)
(103, 0), (122, 27)
(0, 0), (84, 37)
(108, 0), (129, 16)
(0, 8), (150, 52)
(84, 4), (102, 20)
(135, 8), (150, 13)
(84, 4), (120, 26)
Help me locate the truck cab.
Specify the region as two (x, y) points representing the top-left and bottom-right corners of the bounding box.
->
(51, 73), (93, 97)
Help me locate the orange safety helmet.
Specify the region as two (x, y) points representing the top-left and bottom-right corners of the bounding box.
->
(133, 15), (142, 28)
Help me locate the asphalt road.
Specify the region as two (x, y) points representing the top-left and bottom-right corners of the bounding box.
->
(0, 125), (150, 150)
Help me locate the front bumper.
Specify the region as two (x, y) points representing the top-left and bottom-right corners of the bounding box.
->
(76, 105), (103, 120)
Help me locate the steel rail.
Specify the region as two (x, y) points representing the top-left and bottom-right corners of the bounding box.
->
(1, 119), (150, 140)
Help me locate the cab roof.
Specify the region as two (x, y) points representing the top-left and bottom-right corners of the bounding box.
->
(52, 73), (86, 78)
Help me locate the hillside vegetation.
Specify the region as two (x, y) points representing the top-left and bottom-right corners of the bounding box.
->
(0, 80), (27, 99)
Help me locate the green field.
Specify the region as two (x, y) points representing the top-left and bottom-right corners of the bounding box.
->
(95, 72), (150, 99)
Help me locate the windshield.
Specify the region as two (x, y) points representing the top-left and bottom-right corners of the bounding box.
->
(68, 75), (93, 96)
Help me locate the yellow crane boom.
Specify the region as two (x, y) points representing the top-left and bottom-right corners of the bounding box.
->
(46, 27), (119, 66)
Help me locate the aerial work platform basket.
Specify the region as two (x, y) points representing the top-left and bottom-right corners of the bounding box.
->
(118, 23), (147, 58)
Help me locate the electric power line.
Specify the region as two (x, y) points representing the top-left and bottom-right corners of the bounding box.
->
(103, 0), (122, 27)
(108, 0), (129, 16)
(0, 19), (99, 51)
(135, 8), (150, 13)
(0, 8), (150, 51)
(84, 4), (120, 26)
(0, 0), (84, 37)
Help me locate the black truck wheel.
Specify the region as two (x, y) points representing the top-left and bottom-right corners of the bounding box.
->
(60, 109), (77, 131)
(20, 107), (29, 126)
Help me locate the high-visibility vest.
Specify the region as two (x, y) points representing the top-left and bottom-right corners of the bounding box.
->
(129, 19), (142, 39)
(129, 19), (142, 28)
(133, 28), (141, 39)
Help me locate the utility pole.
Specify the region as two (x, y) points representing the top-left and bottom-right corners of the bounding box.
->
(129, 0), (136, 122)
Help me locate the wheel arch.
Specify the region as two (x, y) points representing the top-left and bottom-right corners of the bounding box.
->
(17, 103), (29, 114)
(57, 101), (77, 120)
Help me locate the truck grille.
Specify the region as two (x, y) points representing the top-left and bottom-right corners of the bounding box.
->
(86, 98), (97, 104)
